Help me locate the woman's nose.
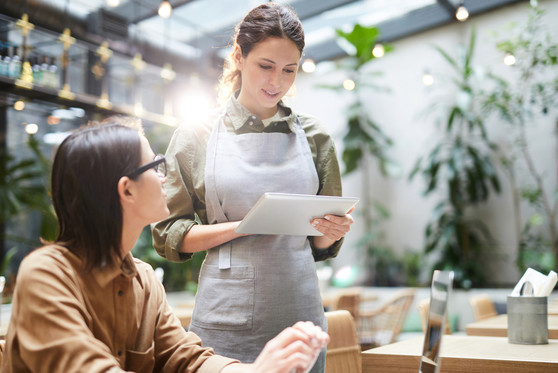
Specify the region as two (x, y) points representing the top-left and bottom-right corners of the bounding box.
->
(269, 71), (281, 87)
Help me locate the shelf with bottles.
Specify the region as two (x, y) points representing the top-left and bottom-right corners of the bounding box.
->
(0, 13), (194, 126)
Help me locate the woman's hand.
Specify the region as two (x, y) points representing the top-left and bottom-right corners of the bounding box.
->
(311, 207), (355, 243)
(222, 322), (329, 373)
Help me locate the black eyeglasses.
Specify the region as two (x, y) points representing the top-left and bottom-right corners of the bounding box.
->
(128, 154), (167, 179)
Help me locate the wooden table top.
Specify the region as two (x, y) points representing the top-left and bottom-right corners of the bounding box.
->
(362, 335), (558, 373)
(466, 314), (558, 339)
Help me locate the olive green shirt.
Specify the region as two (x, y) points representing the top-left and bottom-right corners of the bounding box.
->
(152, 97), (344, 263)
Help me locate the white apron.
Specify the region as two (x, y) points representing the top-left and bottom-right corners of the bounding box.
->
(189, 113), (327, 372)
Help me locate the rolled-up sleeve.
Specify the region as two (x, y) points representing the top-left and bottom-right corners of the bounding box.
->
(299, 113), (346, 262)
(151, 123), (210, 263)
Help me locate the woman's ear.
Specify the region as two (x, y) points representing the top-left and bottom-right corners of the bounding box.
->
(118, 176), (135, 203)
(233, 45), (243, 70)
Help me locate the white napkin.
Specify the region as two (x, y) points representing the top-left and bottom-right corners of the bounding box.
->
(511, 268), (557, 297)
(536, 270), (557, 297)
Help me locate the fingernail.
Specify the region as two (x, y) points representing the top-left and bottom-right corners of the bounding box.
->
(324, 215), (331, 220)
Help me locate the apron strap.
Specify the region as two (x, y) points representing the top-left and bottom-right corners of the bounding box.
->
(206, 112), (232, 269)
(219, 243), (232, 270)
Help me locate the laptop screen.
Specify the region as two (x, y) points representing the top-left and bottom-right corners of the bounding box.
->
(419, 270), (454, 373)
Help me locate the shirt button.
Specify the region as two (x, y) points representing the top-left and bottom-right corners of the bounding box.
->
(118, 290), (123, 296)
(117, 350), (122, 356)
(251, 116), (256, 119)
(249, 121), (253, 126)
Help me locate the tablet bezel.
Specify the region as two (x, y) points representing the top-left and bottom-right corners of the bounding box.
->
(235, 192), (359, 236)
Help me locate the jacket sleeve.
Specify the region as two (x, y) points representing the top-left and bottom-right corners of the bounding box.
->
(151, 125), (207, 263)
(299, 113), (346, 262)
(6, 256), (129, 373)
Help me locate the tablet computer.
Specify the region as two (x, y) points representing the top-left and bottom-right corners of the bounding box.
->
(235, 192), (359, 236)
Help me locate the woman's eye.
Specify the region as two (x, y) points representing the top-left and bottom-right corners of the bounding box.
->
(284, 69), (295, 74)
(259, 64), (272, 70)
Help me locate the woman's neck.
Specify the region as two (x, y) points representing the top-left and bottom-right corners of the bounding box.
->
(120, 224), (143, 257)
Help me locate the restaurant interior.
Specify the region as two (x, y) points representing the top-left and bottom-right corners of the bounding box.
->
(0, 0), (557, 371)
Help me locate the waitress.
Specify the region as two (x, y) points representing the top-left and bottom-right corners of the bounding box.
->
(152, 3), (354, 372)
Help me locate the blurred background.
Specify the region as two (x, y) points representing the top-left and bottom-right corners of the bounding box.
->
(0, 0), (556, 303)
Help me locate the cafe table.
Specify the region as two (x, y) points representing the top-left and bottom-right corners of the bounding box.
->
(361, 335), (558, 372)
(466, 314), (558, 339)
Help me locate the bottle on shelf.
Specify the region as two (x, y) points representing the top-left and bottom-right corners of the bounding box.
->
(9, 45), (22, 79)
(51, 57), (60, 89)
(39, 55), (49, 86)
(32, 57), (42, 85)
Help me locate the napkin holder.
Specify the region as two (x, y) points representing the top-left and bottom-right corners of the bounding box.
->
(507, 295), (548, 345)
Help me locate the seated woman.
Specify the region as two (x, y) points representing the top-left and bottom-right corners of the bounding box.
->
(2, 120), (328, 373)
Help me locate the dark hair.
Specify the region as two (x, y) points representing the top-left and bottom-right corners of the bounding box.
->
(51, 123), (142, 270)
(218, 2), (305, 101)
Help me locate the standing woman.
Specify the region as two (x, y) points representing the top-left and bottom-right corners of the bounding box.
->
(152, 3), (353, 372)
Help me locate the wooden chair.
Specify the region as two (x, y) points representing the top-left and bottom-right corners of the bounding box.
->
(358, 288), (416, 349)
(469, 294), (497, 321)
(332, 288), (362, 321)
(325, 310), (362, 373)
(417, 298), (451, 334)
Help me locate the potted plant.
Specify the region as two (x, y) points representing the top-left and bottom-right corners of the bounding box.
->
(410, 29), (502, 289)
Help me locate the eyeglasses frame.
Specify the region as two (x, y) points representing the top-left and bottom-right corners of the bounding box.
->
(127, 154), (167, 179)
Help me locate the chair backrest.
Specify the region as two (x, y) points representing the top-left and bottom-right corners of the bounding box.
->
(469, 294), (497, 321)
(325, 310), (362, 373)
(333, 288), (362, 320)
(417, 298), (451, 335)
(358, 288), (416, 348)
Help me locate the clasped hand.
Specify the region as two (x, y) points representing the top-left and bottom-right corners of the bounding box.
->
(251, 321), (329, 373)
(311, 207), (355, 241)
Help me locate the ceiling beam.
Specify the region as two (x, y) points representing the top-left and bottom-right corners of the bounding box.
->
(437, 0), (458, 16)
(306, 0), (525, 63)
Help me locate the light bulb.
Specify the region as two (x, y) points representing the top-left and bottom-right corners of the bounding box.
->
(422, 72), (434, 86)
(158, 0), (172, 18)
(14, 100), (25, 111)
(372, 43), (385, 58)
(343, 79), (355, 91)
(455, 5), (469, 21)
(25, 123), (38, 135)
(504, 53), (516, 66)
(106, 0), (120, 7)
(301, 58), (316, 73)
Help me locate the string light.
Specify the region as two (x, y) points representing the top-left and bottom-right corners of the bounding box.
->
(372, 43), (385, 58)
(301, 58), (316, 73)
(106, 0), (120, 7)
(158, 0), (172, 18)
(25, 123), (38, 135)
(14, 100), (25, 111)
(422, 71), (434, 86)
(504, 53), (516, 66)
(343, 79), (355, 91)
(47, 115), (60, 125)
(455, 5), (469, 21)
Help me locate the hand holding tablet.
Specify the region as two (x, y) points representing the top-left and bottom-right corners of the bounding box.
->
(235, 193), (359, 236)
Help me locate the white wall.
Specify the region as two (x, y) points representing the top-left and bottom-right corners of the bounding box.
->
(289, 0), (558, 286)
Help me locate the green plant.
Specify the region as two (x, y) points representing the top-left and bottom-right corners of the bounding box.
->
(410, 29), (502, 289)
(483, 5), (558, 273)
(317, 24), (401, 285)
(0, 135), (55, 270)
(132, 227), (205, 293)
